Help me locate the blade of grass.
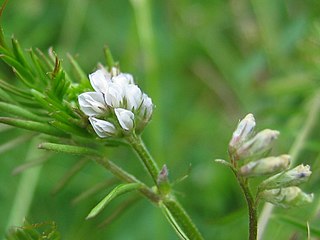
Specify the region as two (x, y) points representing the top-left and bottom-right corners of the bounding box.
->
(6, 138), (47, 228)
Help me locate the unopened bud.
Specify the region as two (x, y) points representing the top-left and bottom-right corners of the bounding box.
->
(260, 164), (312, 190)
(260, 186), (313, 208)
(239, 155), (290, 177)
(236, 129), (279, 160)
(157, 165), (170, 196)
(229, 113), (256, 149)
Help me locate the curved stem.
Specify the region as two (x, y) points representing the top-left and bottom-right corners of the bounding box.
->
(126, 133), (160, 186)
(126, 133), (204, 240)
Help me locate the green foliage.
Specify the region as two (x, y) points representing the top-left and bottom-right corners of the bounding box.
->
(0, 0), (320, 240)
(5, 220), (61, 240)
(86, 183), (142, 219)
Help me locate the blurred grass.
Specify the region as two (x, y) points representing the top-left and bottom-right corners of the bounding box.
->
(0, 0), (320, 239)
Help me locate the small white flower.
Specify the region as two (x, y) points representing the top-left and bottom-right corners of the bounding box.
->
(115, 108), (134, 131)
(89, 117), (116, 137)
(89, 69), (110, 93)
(260, 186), (313, 208)
(78, 92), (107, 116)
(236, 129), (279, 159)
(104, 82), (125, 108)
(140, 93), (153, 120)
(239, 155), (290, 177)
(229, 113), (256, 149)
(113, 73), (134, 85)
(125, 84), (143, 110)
(260, 164), (312, 190)
(78, 68), (153, 137)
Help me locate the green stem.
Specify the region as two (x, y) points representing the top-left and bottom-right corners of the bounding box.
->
(126, 133), (160, 186)
(126, 133), (204, 240)
(232, 168), (257, 240)
(94, 157), (160, 203)
(163, 198), (204, 240)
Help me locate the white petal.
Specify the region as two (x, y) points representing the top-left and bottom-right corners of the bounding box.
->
(104, 82), (124, 108)
(125, 84), (143, 110)
(89, 69), (110, 93)
(112, 73), (134, 85)
(114, 108), (134, 131)
(89, 117), (116, 138)
(140, 93), (153, 120)
(98, 66), (112, 79)
(78, 92), (107, 116)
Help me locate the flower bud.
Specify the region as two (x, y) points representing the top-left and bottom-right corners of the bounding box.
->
(229, 113), (256, 149)
(239, 155), (290, 177)
(236, 129), (279, 160)
(260, 164), (312, 190)
(157, 165), (171, 196)
(260, 186), (313, 208)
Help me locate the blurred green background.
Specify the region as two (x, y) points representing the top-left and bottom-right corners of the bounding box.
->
(1, 0), (320, 239)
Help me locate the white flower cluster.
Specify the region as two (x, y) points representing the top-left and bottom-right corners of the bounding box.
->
(228, 113), (313, 207)
(78, 68), (153, 137)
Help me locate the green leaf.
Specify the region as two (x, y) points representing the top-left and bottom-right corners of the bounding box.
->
(0, 101), (45, 122)
(0, 79), (31, 99)
(0, 87), (17, 103)
(72, 179), (118, 205)
(98, 195), (140, 228)
(0, 54), (35, 86)
(86, 183), (142, 219)
(38, 142), (100, 156)
(0, 117), (68, 137)
(161, 199), (204, 240)
(49, 120), (89, 137)
(11, 37), (30, 69)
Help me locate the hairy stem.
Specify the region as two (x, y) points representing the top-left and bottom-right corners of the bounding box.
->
(126, 133), (160, 186)
(231, 167), (257, 240)
(126, 133), (204, 240)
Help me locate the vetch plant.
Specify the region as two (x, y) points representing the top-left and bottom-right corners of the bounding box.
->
(0, 20), (203, 238)
(0, 4), (315, 239)
(216, 113), (313, 240)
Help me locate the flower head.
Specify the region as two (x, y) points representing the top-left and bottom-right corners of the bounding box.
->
(78, 67), (153, 137)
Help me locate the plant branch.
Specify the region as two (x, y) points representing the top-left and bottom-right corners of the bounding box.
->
(93, 157), (160, 203)
(126, 133), (160, 186)
(126, 133), (204, 240)
(231, 168), (257, 240)
(257, 91), (320, 239)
